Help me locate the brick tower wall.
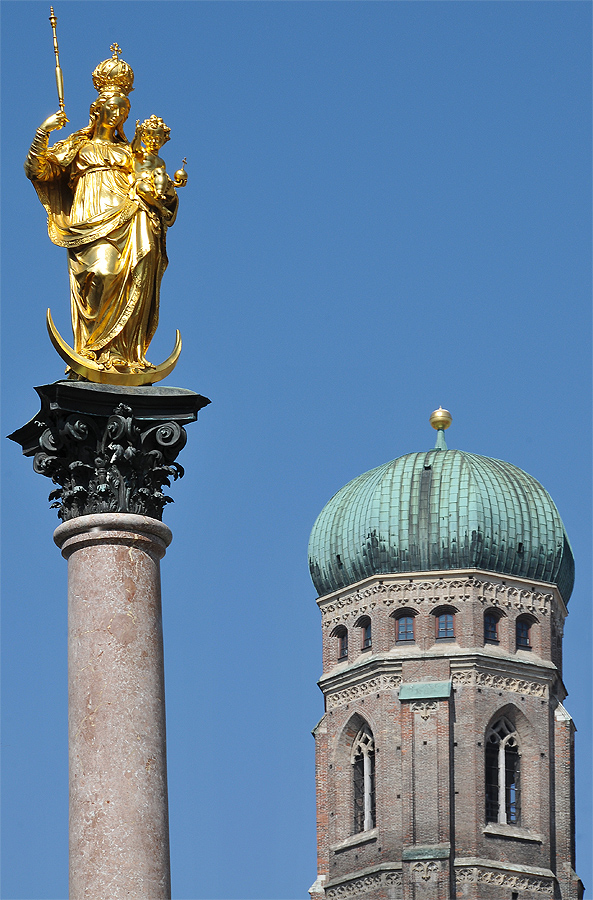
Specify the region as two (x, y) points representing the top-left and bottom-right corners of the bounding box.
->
(309, 570), (583, 900)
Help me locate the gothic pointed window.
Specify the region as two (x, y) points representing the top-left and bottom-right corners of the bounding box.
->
(485, 717), (520, 825)
(352, 725), (376, 833)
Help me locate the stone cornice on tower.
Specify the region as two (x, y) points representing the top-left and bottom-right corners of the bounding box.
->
(319, 653), (562, 712)
(316, 569), (567, 624)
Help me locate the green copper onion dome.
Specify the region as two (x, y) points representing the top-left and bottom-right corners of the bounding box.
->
(308, 410), (574, 602)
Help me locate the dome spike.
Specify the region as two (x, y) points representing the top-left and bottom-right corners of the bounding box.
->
(434, 428), (448, 450)
(429, 407), (452, 450)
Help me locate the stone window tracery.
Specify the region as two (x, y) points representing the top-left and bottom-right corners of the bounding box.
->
(485, 716), (521, 825)
(352, 725), (376, 833)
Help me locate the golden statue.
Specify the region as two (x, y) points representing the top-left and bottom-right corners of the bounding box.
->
(25, 34), (188, 386)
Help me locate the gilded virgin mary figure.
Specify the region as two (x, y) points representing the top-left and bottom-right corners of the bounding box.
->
(25, 47), (179, 376)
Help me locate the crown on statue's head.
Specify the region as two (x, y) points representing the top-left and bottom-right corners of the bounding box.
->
(92, 43), (134, 96)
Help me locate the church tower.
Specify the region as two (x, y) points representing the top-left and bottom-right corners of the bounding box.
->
(307, 410), (582, 900)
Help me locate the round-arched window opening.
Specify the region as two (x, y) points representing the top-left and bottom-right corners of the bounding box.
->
(331, 625), (348, 660)
(484, 610), (503, 644)
(395, 615), (415, 642)
(516, 616), (535, 651)
(436, 612), (455, 641)
(431, 605), (458, 642)
(355, 616), (372, 650)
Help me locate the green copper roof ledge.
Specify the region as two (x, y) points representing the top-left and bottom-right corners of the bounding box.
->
(399, 681), (452, 701)
(308, 447), (574, 602)
(402, 844), (451, 861)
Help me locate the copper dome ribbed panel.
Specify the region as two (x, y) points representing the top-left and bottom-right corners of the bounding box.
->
(308, 449), (574, 601)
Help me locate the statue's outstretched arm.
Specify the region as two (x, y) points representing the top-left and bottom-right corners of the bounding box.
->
(25, 110), (69, 182)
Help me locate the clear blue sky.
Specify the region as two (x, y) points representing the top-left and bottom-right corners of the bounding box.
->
(2, 2), (591, 898)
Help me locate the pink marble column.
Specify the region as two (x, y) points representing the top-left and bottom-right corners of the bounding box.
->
(54, 513), (172, 900)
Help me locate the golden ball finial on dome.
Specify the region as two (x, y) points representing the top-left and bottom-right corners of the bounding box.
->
(429, 406), (452, 431)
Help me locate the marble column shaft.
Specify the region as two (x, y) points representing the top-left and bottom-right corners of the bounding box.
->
(55, 513), (172, 900)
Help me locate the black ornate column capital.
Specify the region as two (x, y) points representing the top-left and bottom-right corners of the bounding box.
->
(8, 381), (210, 521)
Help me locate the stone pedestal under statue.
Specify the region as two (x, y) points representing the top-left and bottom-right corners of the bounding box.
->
(10, 380), (209, 900)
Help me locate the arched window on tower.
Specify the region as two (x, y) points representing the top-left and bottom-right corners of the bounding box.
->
(393, 609), (417, 643)
(484, 609), (502, 644)
(331, 625), (348, 660)
(437, 613), (454, 639)
(516, 616), (532, 650)
(355, 616), (372, 650)
(432, 605), (457, 641)
(352, 725), (376, 833)
(485, 716), (520, 825)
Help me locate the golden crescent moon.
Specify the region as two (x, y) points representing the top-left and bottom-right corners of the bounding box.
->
(46, 309), (182, 386)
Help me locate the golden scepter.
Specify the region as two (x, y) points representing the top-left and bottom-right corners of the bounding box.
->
(49, 7), (68, 121)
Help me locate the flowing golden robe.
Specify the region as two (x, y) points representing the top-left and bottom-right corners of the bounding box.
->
(26, 130), (177, 369)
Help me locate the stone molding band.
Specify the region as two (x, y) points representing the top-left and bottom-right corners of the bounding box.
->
(54, 513), (172, 561)
(326, 674), (402, 709)
(325, 865), (553, 897)
(324, 667), (546, 709)
(451, 668), (548, 697)
(455, 867), (554, 894)
(325, 870), (402, 898)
